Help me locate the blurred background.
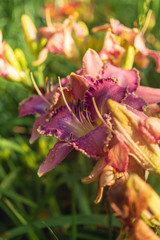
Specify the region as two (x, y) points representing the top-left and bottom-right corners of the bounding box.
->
(0, 0), (160, 239)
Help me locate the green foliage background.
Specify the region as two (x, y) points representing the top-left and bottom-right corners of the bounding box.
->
(0, 0), (160, 239)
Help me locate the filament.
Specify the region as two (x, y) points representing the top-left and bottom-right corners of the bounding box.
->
(58, 76), (74, 115)
(58, 76), (94, 133)
(92, 97), (113, 131)
(30, 72), (51, 105)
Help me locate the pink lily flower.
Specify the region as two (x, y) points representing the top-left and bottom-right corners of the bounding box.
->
(33, 12), (88, 66)
(93, 18), (160, 72)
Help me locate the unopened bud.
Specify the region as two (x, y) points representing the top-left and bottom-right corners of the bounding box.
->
(6, 65), (22, 82)
(4, 43), (21, 70)
(21, 14), (38, 54)
(14, 48), (28, 69)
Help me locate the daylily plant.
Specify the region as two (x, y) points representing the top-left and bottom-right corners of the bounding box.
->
(19, 48), (160, 203)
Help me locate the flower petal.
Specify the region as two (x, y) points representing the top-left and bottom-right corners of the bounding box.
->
(108, 138), (129, 172)
(135, 86), (160, 104)
(145, 103), (160, 117)
(135, 34), (160, 73)
(63, 24), (79, 61)
(72, 123), (111, 159)
(38, 142), (73, 177)
(39, 26), (56, 39)
(39, 106), (86, 140)
(134, 33), (148, 55)
(139, 117), (160, 144)
(101, 63), (139, 92)
(85, 78), (126, 121)
(82, 48), (103, 78)
(82, 158), (107, 183)
(19, 95), (50, 117)
(70, 73), (93, 102)
(107, 99), (160, 175)
(47, 31), (64, 54)
(148, 50), (160, 73)
(32, 47), (48, 66)
(123, 92), (147, 111)
(99, 31), (125, 65)
(30, 114), (48, 143)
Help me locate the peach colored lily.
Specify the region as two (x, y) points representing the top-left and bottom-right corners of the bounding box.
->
(107, 99), (160, 175)
(93, 18), (160, 72)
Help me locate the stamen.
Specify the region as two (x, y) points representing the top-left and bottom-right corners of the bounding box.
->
(58, 76), (94, 133)
(58, 76), (74, 115)
(30, 72), (51, 105)
(79, 110), (94, 131)
(85, 108), (95, 130)
(45, 8), (53, 27)
(78, 109), (84, 123)
(92, 97), (113, 131)
(58, 77), (86, 131)
(77, 99), (94, 131)
(46, 77), (53, 93)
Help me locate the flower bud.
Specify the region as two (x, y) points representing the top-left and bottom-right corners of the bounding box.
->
(6, 65), (22, 82)
(14, 48), (27, 69)
(21, 14), (38, 54)
(4, 43), (21, 70)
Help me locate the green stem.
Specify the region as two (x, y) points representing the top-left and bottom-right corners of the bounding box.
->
(37, 65), (45, 87)
(107, 201), (113, 240)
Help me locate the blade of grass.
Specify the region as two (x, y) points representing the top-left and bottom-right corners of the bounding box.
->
(0, 167), (21, 188)
(2, 198), (40, 240)
(1, 214), (108, 239)
(42, 221), (60, 240)
(3, 198), (27, 225)
(0, 187), (37, 208)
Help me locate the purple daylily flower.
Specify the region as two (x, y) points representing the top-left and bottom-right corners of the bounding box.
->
(36, 100), (112, 176)
(19, 47), (160, 203)
(36, 74), (147, 177)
